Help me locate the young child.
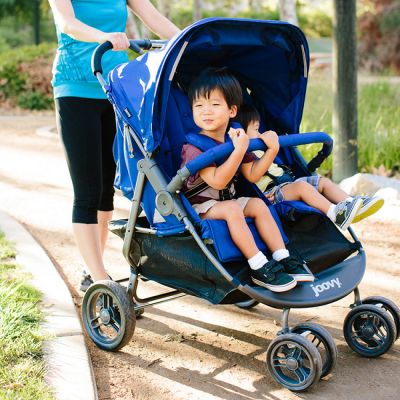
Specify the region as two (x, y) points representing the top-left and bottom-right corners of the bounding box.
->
(181, 68), (314, 293)
(235, 104), (384, 229)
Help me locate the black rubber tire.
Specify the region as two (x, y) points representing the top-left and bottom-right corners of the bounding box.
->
(234, 299), (260, 309)
(362, 296), (400, 340)
(291, 323), (338, 378)
(266, 333), (322, 392)
(82, 280), (136, 351)
(135, 306), (145, 318)
(343, 304), (397, 357)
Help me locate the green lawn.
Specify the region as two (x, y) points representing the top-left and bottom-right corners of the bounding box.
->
(299, 78), (400, 176)
(0, 232), (54, 400)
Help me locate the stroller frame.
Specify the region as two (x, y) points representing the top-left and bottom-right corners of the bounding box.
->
(82, 20), (400, 392)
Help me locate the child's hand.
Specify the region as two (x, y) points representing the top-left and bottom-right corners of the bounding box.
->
(230, 128), (249, 153)
(260, 130), (279, 152)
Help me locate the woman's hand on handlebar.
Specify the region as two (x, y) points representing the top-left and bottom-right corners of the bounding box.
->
(100, 32), (130, 51)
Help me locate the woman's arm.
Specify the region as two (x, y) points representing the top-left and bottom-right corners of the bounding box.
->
(48, 0), (129, 49)
(127, 0), (180, 39)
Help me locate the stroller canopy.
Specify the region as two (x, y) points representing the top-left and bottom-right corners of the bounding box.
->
(108, 18), (309, 153)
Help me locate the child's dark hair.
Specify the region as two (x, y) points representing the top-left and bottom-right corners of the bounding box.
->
(188, 67), (243, 108)
(234, 103), (261, 131)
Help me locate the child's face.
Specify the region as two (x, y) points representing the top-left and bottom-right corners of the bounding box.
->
(192, 89), (237, 136)
(246, 119), (260, 139)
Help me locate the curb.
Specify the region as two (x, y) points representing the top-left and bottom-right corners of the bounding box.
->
(0, 210), (98, 400)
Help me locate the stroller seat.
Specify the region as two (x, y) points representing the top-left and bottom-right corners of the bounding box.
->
(163, 86), (289, 262)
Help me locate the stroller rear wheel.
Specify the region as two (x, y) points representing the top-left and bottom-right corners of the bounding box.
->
(234, 299), (259, 309)
(343, 304), (396, 357)
(361, 296), (400, 340)
(291, 322), (337, 378)
(82, 280), (136, 351)
(266, 333), (322, 392)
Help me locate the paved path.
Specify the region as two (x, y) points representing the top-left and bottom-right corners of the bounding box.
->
(0, 114), (399, 400)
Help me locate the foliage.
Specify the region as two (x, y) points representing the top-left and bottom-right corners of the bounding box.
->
(300, 78), (400, 175)
(0, 231), (54, 400)
(358, 0), (400, 74)
(0, 42), (55, 109)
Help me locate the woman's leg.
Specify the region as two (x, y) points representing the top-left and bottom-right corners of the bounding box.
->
(201, 200), (259, 259)
(55, 97), (112, 281)
(98, 210), (113, 255)
(97, 102), (117, 255)
(243, 198), (286, 252)
(281, 181), (332, 214)
(317, 176), (349, 204)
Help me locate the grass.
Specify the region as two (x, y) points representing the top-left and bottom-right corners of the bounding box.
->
(0, 232), (54, 400)
(299, 77), (400, 176)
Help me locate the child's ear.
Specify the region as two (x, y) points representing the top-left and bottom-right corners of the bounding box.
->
(229, 105), (238, 118)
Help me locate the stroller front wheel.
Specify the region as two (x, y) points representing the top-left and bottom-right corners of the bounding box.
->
(291, 322), (337, 378)
(343, 304), (397, 357)
(82, 280), (136, 351)
(266, 333), (322, 392)
(361, 296), (400, 340)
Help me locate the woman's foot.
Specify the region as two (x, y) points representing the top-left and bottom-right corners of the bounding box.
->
(79, 270), (112, 292)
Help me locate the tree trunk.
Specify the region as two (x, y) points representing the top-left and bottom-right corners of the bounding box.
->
(278, 0), (298, 26)
(332, 0), (358, 182)
(193, 0), (202, 22)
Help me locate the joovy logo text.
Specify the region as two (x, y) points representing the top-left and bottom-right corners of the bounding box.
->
(310, 278), (342, 298)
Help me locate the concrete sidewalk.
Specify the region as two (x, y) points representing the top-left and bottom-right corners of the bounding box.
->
(0, 210), (98, 400)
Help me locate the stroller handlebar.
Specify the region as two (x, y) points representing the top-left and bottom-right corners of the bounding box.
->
(166, 132), (333, 194)
(91, 39), (167, 77)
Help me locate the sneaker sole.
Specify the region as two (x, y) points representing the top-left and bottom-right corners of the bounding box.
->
(289, 274), (315, 282)
(337, 199), (363, 230)
(251, 277), (297, 292)
(352, 198), (384, 223)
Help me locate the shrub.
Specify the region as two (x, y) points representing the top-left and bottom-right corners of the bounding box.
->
(0, 42), (55, 109)
(358, 0), (400, 74)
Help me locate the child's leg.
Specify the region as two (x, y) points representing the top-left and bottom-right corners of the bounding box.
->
(201, 200), (259, 259)
(244, 198), (314, 282)
(281, 181), (332, 214)
(243, 197), (286, 252)
(317, 176), (350, 204)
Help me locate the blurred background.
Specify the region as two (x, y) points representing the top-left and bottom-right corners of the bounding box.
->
(0, 0), (399, 177)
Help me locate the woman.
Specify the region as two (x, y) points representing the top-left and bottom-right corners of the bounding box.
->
(48, 0), (180, 290)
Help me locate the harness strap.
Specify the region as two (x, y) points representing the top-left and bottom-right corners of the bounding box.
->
(184, 130), (238, 201)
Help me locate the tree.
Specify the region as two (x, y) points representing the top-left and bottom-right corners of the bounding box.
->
(193, 0), (203, 22)
(278, 0), (298, 26)
(332, 0), (358, 181)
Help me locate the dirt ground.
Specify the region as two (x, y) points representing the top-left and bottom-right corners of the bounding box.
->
(0, 113), (399, 400)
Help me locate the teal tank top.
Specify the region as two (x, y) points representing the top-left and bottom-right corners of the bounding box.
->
(52, 0), (129, 99)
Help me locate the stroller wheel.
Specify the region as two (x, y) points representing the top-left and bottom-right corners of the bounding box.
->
(134, 306), (145, 318)
(361, 296), (400, 340)
(344, 304), (397, 357)
(82, 280), (136, 351)
(266, 333), (322, 392)
(234, 299), (259, 309)
(291, 323), (337, 378)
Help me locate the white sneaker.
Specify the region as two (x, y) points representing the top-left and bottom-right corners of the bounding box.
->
(352, 196), (384, 223)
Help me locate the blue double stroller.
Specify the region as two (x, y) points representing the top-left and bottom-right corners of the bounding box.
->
(82, 18), (400, 391)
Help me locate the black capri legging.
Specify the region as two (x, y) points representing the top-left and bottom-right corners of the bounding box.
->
(55, 97), (116, 224)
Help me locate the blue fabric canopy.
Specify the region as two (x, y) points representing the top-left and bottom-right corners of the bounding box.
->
(107, 18), (309, 154)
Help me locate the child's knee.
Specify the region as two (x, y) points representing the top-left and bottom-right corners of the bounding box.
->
(224, 200), (243, 219)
